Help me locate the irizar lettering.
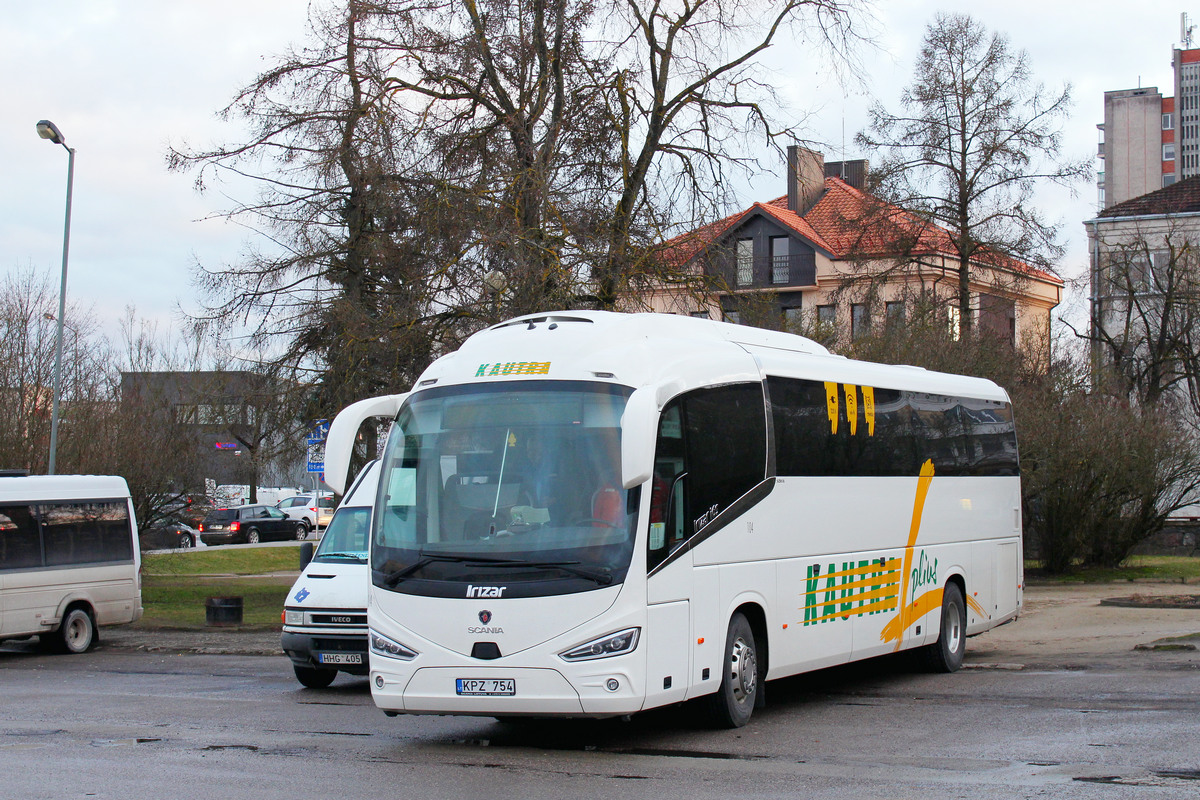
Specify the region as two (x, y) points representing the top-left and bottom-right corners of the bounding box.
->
(466, 585), (507, 598)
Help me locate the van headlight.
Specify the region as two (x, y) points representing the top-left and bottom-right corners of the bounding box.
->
(559, 628), (640, 662)
(370, 630), (419, 661)
(284, 609), (304, 626)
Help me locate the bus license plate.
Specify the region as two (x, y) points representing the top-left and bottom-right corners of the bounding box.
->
(456, 678), (516, 696)
(317, 653), (363, 665)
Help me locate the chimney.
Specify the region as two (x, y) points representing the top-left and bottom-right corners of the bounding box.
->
(825, 159), (869, 191)
(787, 146), (825, 215)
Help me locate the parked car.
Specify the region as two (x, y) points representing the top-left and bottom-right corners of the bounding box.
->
(198, 504), (306, 545)
(139, 516), (203, 550)
(276, 493), (335, 533)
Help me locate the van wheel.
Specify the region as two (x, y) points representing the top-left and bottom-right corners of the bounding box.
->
(57, 607), (95, 654)
(246, 528), (260, 544)
(294, 665), (337, 689)
(923, 582), (966, 673)
(704, 612), (759, 728)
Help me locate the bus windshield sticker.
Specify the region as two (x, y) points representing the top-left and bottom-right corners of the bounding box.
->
(474, 362), (551, 377)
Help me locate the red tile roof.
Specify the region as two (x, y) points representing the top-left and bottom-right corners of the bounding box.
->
(1097, 175), (1200, 218)
(659, 177), (1062, 285)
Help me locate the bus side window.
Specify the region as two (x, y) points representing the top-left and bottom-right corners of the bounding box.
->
(647, 384), (766, 572)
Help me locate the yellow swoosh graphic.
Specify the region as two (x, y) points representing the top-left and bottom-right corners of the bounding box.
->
(880, 459), (935, 649)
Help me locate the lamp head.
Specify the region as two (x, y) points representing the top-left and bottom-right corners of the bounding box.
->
(36, 120), (65, 145)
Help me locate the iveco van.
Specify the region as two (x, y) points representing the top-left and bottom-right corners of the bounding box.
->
(281, 461), (378, 688)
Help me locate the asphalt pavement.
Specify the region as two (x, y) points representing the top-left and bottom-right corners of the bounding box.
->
(95, 580), (1200, 665)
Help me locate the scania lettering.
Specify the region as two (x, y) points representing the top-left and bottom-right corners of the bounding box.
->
(324, 312), (1023, 727)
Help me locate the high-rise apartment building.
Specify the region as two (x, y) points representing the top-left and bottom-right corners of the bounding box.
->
(1096, 41), (1200, 209)
(1097, 87), (1172, 208)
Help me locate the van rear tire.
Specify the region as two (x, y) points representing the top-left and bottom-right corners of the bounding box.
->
(56, 607), (96, 654)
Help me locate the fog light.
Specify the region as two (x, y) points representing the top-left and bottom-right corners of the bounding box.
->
(375, 675), (385, 689)
(605, 678), (619, 692)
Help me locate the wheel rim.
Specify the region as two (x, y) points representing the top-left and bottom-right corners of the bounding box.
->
(729, 635), (757, 705)
(64, 613), (90, 651)
(946, 601), (963, 653)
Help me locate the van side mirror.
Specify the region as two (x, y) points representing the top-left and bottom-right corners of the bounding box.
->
(620, 387), (658, 489)
(325, 393), (408, 494)
(299, 541), (314, 571)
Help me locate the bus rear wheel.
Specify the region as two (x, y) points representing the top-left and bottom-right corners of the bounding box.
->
(704, 612), (759, 728)
(923, 582), (966, 673)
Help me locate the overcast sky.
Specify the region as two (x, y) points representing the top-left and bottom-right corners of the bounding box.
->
(3, 1), (1194, 343)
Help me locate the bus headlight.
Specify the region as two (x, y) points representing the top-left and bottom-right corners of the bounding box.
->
(370, 630), (419, 661)
(559, 627), (640, 662)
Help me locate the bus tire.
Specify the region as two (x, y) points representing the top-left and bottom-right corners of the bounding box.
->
(293, 665), (337, 689)
(704, 612), (759, 728)
(923, 582), (966, 673)
(57, 607), (96, 654)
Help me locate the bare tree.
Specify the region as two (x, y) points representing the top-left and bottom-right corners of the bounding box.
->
(168, 0), (867, 421)
(856, 12), (1088, 334)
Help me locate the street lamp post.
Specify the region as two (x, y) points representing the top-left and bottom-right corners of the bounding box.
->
(36, 120), (75, 476)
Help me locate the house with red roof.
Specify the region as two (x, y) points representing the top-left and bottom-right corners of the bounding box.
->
(634, 147), (1064, 350)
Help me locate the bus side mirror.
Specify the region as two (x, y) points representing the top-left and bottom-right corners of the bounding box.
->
(325, 393), (408, 494)
(621, 387), (658, 490)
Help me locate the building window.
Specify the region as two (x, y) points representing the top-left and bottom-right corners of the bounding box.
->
(736, 239), (753, 286)
(782, 305), (802, 329)
(689, 310), (710, 319)
(1164, 142), (1176, 161)
(1164, 173), (1176, 187)
(817, 304), (836, 326)
(770, 237), (790, 284)
(946, 306), (961, 341)
(885, 301), (905, 326)
(1164, 112), (1174, 130)
(851, 303), (870, 339)
(724, 311), (741, 324)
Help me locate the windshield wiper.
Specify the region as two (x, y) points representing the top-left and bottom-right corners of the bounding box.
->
(383, 552), (519, 587)
(316, 552), (365, 560)
(483, 560), (614, 586)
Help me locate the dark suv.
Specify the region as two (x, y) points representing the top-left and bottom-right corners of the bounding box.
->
(199, 504), (306, 545)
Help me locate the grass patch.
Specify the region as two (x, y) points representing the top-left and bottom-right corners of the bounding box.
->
(138, 546), (304, 629)
(138, 575), (293, 630)
(1026, 555), (1200, 583)
(144, 546), (303, 576)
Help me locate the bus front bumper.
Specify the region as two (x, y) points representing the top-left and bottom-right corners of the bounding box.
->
(371, 664), (645, 718)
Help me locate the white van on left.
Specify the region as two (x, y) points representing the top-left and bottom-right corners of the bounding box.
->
(0, 475), (143, 653)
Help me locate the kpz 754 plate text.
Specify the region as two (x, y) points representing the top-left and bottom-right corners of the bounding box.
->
(456, 678), (516, 696)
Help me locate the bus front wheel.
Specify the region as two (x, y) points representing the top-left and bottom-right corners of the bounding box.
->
(704, 612), (759, 728)
(923, 582), (966, 673)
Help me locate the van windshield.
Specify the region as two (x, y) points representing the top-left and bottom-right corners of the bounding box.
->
(371, 381), (636, 598)
(314, 507), (370, 562)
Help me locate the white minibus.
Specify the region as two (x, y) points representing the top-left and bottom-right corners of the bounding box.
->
(324, 311), (1023, 727)
(0, 475), (143, 653)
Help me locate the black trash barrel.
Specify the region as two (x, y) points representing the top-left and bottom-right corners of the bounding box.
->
(205, 596), (244, 626)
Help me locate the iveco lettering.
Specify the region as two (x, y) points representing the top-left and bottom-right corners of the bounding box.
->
(323, 312), (1023, 728)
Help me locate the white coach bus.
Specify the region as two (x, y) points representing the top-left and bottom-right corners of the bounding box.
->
(324, 311), (1022, 727)
(0, 475), (143, 653)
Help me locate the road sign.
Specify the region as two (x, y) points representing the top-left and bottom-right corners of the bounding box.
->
(307, 418), (330, 446)
(306, 441), (324, 473)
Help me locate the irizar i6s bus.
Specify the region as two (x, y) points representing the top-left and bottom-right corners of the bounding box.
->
(324, 311), (1023, 727)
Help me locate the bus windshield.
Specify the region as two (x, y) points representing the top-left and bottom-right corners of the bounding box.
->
(371, 381), (636, 597)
